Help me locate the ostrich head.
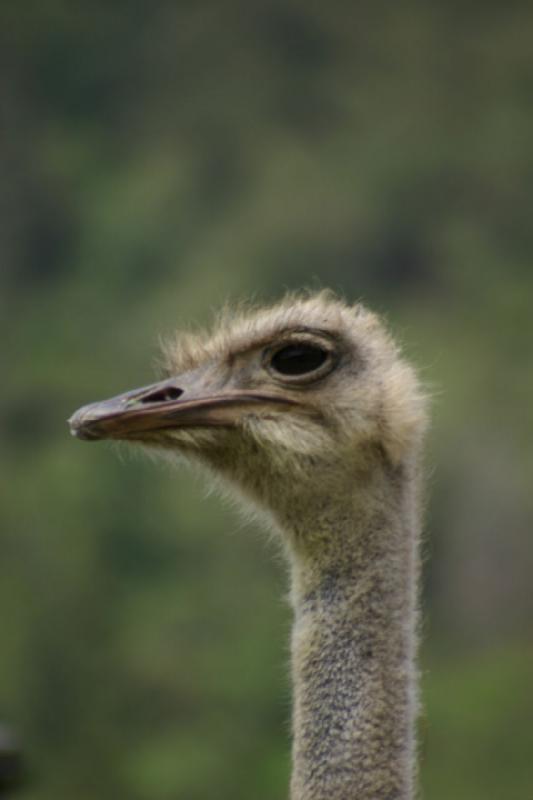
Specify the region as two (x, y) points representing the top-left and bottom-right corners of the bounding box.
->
(69, 292), (425, 542)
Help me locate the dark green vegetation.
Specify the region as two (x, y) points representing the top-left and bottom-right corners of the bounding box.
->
(2, 2), (532, 798)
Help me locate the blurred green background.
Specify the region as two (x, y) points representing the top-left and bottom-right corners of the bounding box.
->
(2, 2), (532, 798)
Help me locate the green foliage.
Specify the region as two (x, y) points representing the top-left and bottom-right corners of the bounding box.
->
(422, 645), (533, 800)
(2, 1), (532, 797)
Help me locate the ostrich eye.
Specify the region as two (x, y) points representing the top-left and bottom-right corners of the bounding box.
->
(270, 343), (329, 376)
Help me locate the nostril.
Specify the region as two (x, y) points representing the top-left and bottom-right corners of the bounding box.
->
(139, 386), (183, 404)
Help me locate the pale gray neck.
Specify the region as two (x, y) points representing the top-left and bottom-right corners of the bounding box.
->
(286, 460), (420, 800)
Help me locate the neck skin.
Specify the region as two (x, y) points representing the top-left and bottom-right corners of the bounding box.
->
(284, 457), (420, 800)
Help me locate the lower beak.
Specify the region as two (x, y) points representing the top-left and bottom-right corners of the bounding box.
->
(68, 378), (296, 442)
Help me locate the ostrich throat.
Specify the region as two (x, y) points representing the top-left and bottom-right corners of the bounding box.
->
(285, 457), (418, 800)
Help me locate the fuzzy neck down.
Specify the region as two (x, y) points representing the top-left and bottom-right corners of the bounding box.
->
(285, 458), (420, 800)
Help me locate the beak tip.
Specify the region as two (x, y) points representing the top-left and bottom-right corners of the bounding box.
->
(68, 406), (102, 441)
(68, 423), (102, 442)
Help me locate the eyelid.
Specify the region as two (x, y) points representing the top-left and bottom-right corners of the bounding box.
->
(267, 330), (336, 353)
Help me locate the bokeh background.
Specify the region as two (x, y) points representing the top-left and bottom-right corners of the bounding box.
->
(2, 2), (533, 799)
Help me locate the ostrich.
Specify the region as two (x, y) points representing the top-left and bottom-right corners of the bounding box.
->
(69, 292), (428, 800)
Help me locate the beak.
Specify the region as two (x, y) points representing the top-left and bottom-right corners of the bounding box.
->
(68, 375), (297, 442)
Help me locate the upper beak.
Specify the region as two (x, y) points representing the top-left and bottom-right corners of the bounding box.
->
(68, 376), (297, 442)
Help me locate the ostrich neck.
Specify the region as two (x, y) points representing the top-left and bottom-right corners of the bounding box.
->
(286, 463), (419, 800)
